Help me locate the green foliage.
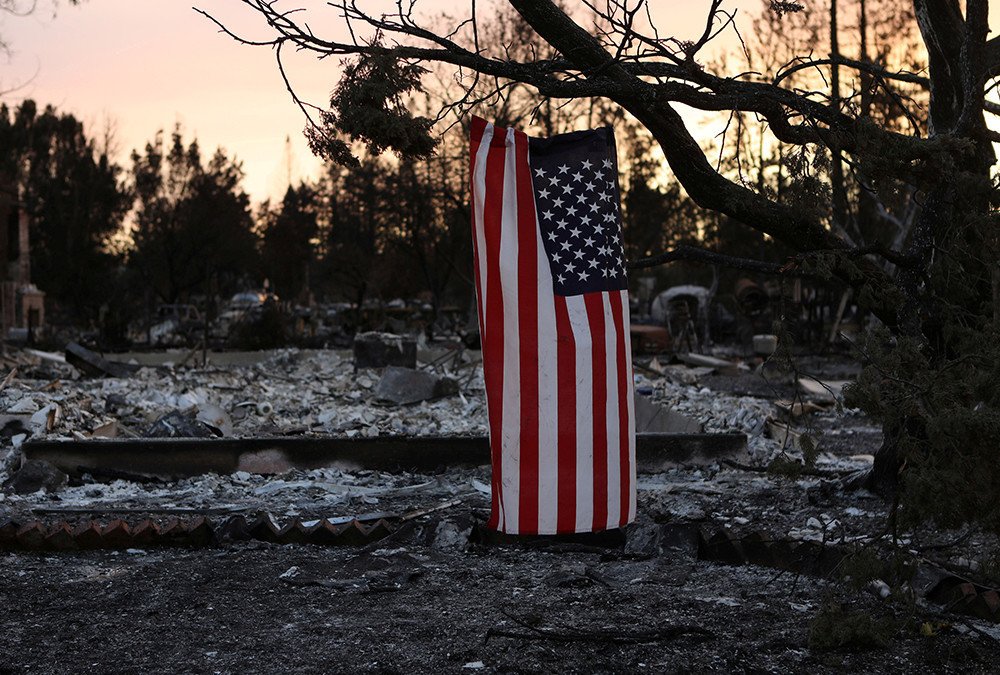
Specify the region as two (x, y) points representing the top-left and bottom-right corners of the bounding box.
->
(308, 51), (437, 165)
(316, 158), (391, 308)
(766, 456), (806, 478)
(843, 192), (1000, 533)
(808, 601), (896, 651)
(260, 184), (319, 303)
(837, 548), (917, 599)
(0, 100), (130, 321)
(129, 128), (260, 303)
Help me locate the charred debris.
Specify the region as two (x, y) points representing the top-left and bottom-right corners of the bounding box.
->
(0, 315), (998, 650)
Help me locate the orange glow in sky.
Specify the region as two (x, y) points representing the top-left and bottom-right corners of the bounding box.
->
(4, 1), (993, 203)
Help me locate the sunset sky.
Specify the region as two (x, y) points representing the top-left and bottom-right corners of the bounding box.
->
(4, 1), (997, 203)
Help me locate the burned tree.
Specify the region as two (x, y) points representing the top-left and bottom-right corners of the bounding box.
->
(203, 1), (1000, 532)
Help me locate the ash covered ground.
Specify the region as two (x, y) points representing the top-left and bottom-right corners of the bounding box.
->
(1, 347), (998, 672)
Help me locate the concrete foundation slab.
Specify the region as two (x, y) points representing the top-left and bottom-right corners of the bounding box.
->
(22, 432), (748, 479)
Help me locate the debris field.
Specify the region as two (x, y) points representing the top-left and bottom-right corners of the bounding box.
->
(1, 343), (998, 672)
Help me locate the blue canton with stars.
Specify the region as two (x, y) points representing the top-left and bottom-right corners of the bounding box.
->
(529, 127), (628, 297)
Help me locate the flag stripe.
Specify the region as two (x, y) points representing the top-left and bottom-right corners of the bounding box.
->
(479, 124), (507, 531)
(498, 127), (521, 532)
(469, 119), (493, 527)
(609, 290), (632, 526)
(529, 138), (560, 537)
(514, 129), (540, 535)
(554, 295), (577, 533)
(567, 295), (594, 532)
(584, 293), (609, 531)
(602, 292), (621, 527)
(469, 118), (488, 342)
(624, 289), (637, 522)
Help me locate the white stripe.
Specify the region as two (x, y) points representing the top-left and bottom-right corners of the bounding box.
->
(471, 123), (494, 336)
(532, 148), (559, 536)
(471, 123), (498, 529)
(621, 288), (637, 522)
(498, 127), (521, 534)
(564, 294), (594, 532)
(603, 292), (621, 529)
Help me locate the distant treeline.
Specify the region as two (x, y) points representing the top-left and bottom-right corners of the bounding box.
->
(0, 99), (784, 332)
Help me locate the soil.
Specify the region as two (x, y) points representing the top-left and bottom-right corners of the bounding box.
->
(1, 531), (996, 674)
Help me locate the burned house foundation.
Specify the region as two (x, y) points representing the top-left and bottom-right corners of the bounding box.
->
(0, 342), (997, 671)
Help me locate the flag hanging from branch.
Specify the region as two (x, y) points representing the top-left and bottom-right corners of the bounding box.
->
(470, 116), (636, 536)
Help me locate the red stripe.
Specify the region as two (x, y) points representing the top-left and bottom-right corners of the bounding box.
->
(554, 296), (577, 534)
(584, 293), (609, 532)
(609, 291), (631, 526)
(514, 130), (539, 535)
(481, 126), (507, 531)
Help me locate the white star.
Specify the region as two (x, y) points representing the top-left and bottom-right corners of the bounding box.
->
(566, 262), (576, 272)
(569, 227), (581, 238)
(603, 213), (615, 222)
(594, 223), (604, 234)
(581, 215), (592, 226)
(562, 184), (573, 194)
(552, 252), (562, 263)
(594, 170), (604, 180)
(535, 167), (546, 177)
(599, 191), (609, 201)
(588, 259), (599, 269)
(558, 164), (570, 174)
(542, 210), (554, 220)
(584, 181), (596, 192)
(576, 194), (587, 204)
(602, 158), (613, 169)
(578, 270), (590, 281)
(560, 241), (571, 251)
(557, 274), (566, 284)
(602, 268), (609, 277)
(581, 159), (593, 170)
(609, 267), (619, 277)
(547, 231), (558, 241)
(549, 175), (561, 186)
(556, 219), (568, 229)
(583, 236), (595, 247)
(572, 172), (583, 182)
(553, 198), (564, 208)
(574, 249), (585, 260)
(566, 206), (578, 216)
(538, 188), (550, 199)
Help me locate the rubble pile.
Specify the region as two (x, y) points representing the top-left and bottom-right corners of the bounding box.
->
(636, 372), (781, 461)
(0, 349), (488, 446)
(0, 342), (871, 488)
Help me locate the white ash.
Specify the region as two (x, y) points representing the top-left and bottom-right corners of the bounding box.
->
(634, 373), (782, 463)
(0, 349), (488, 441)
(0, 348), (822, 469)
(5, 465), (490, 518)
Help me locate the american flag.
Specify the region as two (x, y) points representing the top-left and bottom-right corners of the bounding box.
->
(470, 116), (636, 535)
